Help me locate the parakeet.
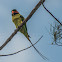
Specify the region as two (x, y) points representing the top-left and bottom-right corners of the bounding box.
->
(12, 9), (47, 60)
(12, 9), (30, 41)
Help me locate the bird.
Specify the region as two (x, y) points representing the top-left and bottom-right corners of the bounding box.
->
(12, 9), (47, 60)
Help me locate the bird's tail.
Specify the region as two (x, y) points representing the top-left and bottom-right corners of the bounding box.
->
(26, 34), (48, 60)
(26, 33), (31, 41)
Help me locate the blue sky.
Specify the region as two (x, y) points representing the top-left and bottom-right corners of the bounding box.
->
(0, 0), (62, 62)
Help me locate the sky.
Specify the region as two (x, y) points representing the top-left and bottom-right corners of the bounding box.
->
(0, 0), (62, 62)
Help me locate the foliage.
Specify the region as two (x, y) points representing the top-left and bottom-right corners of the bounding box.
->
(50, 22), (62, 46)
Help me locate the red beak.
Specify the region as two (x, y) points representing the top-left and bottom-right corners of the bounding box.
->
(12, 11), (15, 14)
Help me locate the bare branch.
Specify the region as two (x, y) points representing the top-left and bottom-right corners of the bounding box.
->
(0, 36), (43, 56)
(42, 4), (62, 25)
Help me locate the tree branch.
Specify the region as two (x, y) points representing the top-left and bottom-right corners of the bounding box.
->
(42, 4), (62, 25)
(0, 0), (45, 50)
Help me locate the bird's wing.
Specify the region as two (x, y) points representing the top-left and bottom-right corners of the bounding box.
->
(20, 15), (30, 37)
(20, 15), (27, 31)
(20, 15), (24, 21)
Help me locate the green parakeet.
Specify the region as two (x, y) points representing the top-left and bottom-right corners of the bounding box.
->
(12, 9), (30, 41)
(12, 9), (47, 60)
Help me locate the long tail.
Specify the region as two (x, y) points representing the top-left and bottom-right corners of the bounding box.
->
(27, 35), (48, 60)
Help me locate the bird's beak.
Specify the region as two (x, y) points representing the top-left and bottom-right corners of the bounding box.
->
(12, 11), (15, 14)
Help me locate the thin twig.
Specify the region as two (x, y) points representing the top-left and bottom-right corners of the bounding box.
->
(42, 4), (62, 25)
(0, 0), (45, 50)
(0, 36), (43, 56)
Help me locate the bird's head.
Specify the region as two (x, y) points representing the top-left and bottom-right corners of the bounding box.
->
(12, 9), (19, 16)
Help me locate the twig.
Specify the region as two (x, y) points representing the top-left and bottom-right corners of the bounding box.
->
(0, 36), (43, 56)
(42, 4), (62, 25)
(0, 0), (45, 50)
